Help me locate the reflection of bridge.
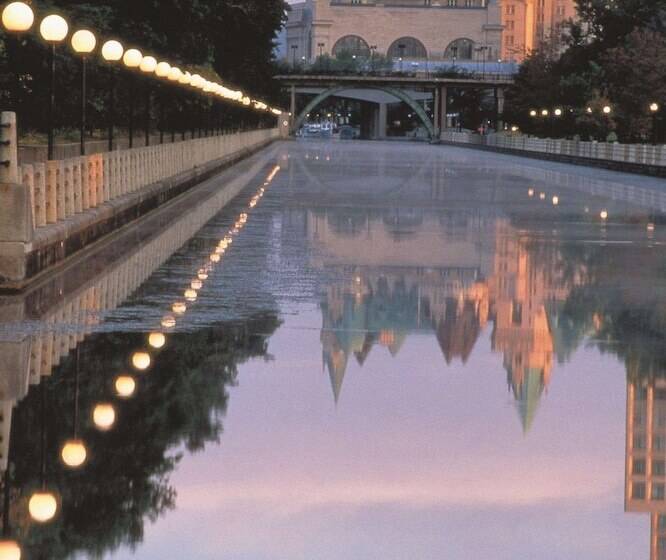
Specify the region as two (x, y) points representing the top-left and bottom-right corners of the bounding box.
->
(276, 74), (513, 140)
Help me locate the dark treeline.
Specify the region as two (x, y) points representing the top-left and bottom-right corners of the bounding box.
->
(505, 0), (666, 142)
(0, 0), (289, 139)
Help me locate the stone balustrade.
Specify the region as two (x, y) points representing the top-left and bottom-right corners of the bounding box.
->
(0, 111), (280, 287)
(441, 131), (666, 174)
(19, 129), (278, 229)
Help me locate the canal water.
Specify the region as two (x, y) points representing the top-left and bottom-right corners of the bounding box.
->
(1, 140), (666, 559)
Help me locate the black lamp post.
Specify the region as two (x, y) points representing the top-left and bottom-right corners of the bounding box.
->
(71, 29), (97, 156)
(39, 14), (69, 161)
(123, 48), (143, 148)
(101, 40), (124, 151)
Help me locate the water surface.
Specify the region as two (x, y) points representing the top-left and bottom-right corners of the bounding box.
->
(1, 140), (666, 560)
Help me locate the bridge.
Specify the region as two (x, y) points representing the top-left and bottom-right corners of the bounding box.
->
(275, 73), (514, 141)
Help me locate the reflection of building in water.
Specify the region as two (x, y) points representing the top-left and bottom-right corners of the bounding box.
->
(312, 210), (579, 430)
(626, 375), (666, 560)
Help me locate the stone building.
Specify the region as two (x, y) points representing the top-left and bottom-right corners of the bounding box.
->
(285, 0), (503, 64)
(500, 0), (577, 61)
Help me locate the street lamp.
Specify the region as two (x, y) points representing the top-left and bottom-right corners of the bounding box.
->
(101, 40), (123, 151)
(140, 56), (157, 146)
(602, 105), (612, 115)
(650, 102), (660, 144)
(2, 2), (33, 31)
(291, 44), (298, 67)
(115, 375), (137, 398)
(71, 29), (96, 156)
(0, 541), (21, 560)
(93, 403), (116, 431)
(39, 14), (69, 160)
(529, 109), (537, 117)
(123, 48), (142, 148)
(318, 42), (325, 57)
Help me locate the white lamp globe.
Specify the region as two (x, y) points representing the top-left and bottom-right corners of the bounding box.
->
(168, 67), (182, 81)
(115, 375), (137, 398)
(131, 351), (151, 371)
(179, 71), (192, 85)
(155, 61), (171, 78)
(61, 439), (87, 468)
(71, 29), (96, 54)
(161, 315), (176, 329)
(2, 2), (34, 32)
(140, 55), (157, 73)
(28, 491), (58, 523)
(148, 332), (166, 349)
(39, 14), (68, 42)
(122, 48), (142, 68)
(101, 40), (124, 62)
(93, 403), (116, 431)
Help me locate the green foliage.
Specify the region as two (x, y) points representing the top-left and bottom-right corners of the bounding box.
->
(0, 0), (289, 137)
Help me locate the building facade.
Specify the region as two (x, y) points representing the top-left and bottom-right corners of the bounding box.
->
(500, 0), (577, 61)
(285, 0), (503, 64)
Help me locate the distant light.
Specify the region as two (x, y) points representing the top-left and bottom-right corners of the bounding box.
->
(647, 222), (655, 231)
(197, 269), (208, 281)
(650, 102), (659, 113)
(115, 375), (136, 398)
(139, 55), (157, 73)
(93, 404), (116, 431)
(131, 351), (151, 370)
(554, 108), (562, 117)
(71, 29), (96, 54)
(552, 196), (559, 205)
(539, 192), (546, 200)
(184, 289), (197, 302)
(172, 301), (187, 314)
(528, 188), (534, 197)
(155, 61), (171, 78)
(600, 210), (608, 220)
(529, 110), (537, 117)
(161, 315), (176, 328)
(602, 105), (612, 114)
(541, 109), (549, 117)
(191, 279), (203, 290)
(101, 40), (123, 62)
(123, 48), (142, 68)
(28, 492), (58, 523)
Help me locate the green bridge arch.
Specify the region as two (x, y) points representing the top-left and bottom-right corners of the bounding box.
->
(294, 85), (435, 139)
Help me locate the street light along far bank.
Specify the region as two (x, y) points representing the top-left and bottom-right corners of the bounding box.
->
(2, 1), (34, 32)
(71, 29), (97, 156)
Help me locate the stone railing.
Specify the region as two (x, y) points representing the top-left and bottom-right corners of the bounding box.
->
(19, 128), (278, 229)
(0, 111), (280, 286)
(441, 131), (666, 169)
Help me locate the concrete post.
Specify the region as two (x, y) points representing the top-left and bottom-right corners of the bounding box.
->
(495, 87), (505, 132)
(0, 112), (34, 284)
(440, 86), (448, 133)
(433, 87), (440, 138)
(378, 103), (388, 139)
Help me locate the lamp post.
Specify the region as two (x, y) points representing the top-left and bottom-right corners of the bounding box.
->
(369, 44), (377, 73)
(650, 102), (659, 145)
(291, 44), (298, 68)
(101, 40), (124, 151)
(2, 2), (34, 123)
(39, 14), (69, 161)
(71, 30), (96, 156)
(122, 48), (142, 148)
(155, 61), (171, 143)
(140, 56), (157, 146)
(318, 42), (325, 58)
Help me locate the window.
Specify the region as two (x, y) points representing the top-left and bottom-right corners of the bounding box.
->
(656, 436), (665, 451)
(387, 37), (428, 59)
(506, 4), (515, 14)
(332, 35), (370, 57)
(633, 482), (646, 500)
(654, 460), (665, 476)
(654, 484), (665, 501)
(634, 434), (645, 449)
(633, 459), (646, 475)
(444, 38), (475, 60)
(659, 515), (666, 531)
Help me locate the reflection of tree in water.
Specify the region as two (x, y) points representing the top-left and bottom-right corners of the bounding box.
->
(5, 313), (280, 559)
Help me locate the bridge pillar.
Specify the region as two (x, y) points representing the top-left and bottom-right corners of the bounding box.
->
(494, 87), (505, 132)
(440, 86), (449, 133)
(377, 103), (387, 139)
(433, 87), (440, 139)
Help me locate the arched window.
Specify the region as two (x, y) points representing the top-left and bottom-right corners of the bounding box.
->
(444, 38), (475, 60)
(387, 37), (428, 59)
(332, 35), (370, 57)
